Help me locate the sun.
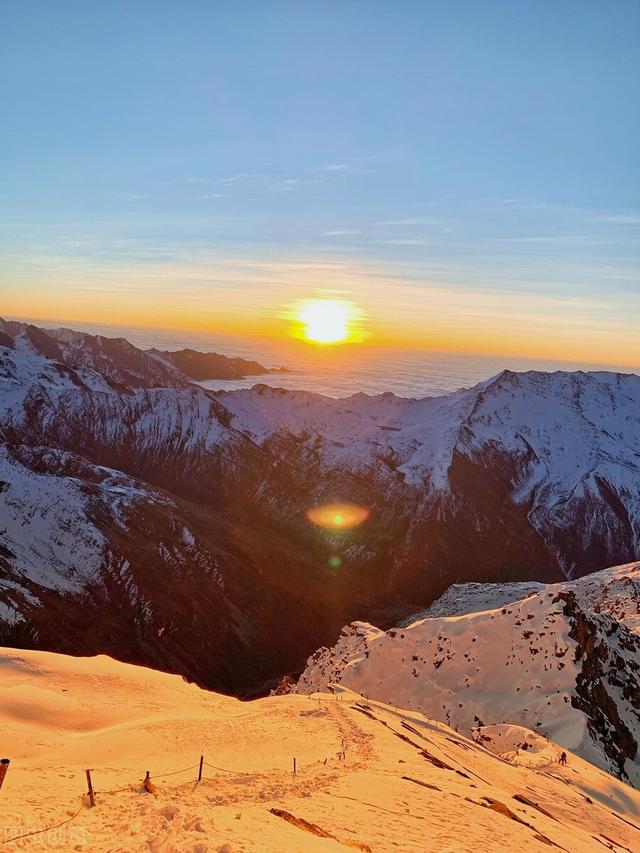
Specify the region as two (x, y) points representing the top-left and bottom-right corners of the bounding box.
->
(293, 298), (360, 345)
(298, 299), (350, 344)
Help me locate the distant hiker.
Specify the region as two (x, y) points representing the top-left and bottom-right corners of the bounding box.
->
(559, 751), (567, 766)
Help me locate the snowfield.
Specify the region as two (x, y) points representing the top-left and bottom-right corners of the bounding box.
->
(295, 563), (640, 788)
(1, 647), (640, 852)
(397, 580), (545, 623)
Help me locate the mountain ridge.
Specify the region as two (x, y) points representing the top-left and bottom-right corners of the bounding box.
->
(0, 320), (639, 692)
(0, 317), (285, 386)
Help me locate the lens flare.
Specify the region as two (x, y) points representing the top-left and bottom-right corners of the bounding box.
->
(306, 502), (370, 531)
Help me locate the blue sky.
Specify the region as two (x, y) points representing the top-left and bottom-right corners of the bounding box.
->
(1, 1), (639, 363)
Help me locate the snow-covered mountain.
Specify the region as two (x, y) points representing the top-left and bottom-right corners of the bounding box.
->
(294, 563), (640, 786)
(0, 318), (280, 386)
(1, 320), (639, 692)
(2, 645), (640, 852)
(219, 367), (640, 581)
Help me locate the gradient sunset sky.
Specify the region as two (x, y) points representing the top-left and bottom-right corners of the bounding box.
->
(2, 2), (639, 365)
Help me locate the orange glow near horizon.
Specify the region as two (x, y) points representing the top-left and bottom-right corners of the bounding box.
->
(2, 258), (639, 368)
(3, 298), (639, 369)
(306, 503), (370, 531)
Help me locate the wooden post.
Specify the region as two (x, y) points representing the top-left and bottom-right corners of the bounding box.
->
(85, 769), (96, 807)
(198, 755), (204, 782)
(143, 771), (152, 793)
(293, 757), (296, 776)
(0, 759), (10, 791)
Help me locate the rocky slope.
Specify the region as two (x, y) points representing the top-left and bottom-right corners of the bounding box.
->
(0, 320), (639, 692)
(294, 563), (640, 786)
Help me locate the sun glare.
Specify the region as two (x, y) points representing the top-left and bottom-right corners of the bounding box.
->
(294, 298), (360, 345)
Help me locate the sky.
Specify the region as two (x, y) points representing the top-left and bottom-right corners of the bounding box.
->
(1, 1), (639, 366)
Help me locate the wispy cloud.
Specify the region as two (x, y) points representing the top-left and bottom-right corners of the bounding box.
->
(5, 248), (638, 366)
(323, 229), (363, 237)
(375, 238), (431, 246)
(593, 214), (640, 225)
(185, 173), (259, 186)
(376, 217), (438, 227)
(108, 192), (146, 200)
(185, 166), (339, 193)
(277, 177), (322, 189)
(319, 163), (351, 173)
(495, 234), (624, 246)
(212, 173), (257, 185)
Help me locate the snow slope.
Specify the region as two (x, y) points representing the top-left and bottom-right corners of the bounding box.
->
(1, 647), (640, 852)
(295, 563), (640, 787)
(0, 447), (107, 606)
(413, 563), (640, 633)
(398, 580), (545, 623)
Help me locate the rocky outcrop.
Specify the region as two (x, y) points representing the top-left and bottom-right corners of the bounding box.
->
(558, 590), (640, 780)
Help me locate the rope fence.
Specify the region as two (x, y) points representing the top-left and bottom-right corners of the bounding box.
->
(0, 748), (339, 845)
(0, 756), (228, 846)
(1, 696), (349, 846)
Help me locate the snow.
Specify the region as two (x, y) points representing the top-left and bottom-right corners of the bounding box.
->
(215, 371), (640, 566)
(1, 647), (640, 852)
(0, 447), (106, 593)
(399, 580), (545, 622)
(4, 345), (640, 502)
(0, 347), (236, 469)
(216, 369), (640, 491)
(215, 382), (484, 489)
(0, 443), (175, 605)
(3, 334), (640, 848)
(416, 563), (640, 634)
(296, 563), (640, 787)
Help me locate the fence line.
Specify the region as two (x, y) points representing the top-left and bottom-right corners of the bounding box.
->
(1, 759), (209, 846)
(1, 751), (322, 845)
